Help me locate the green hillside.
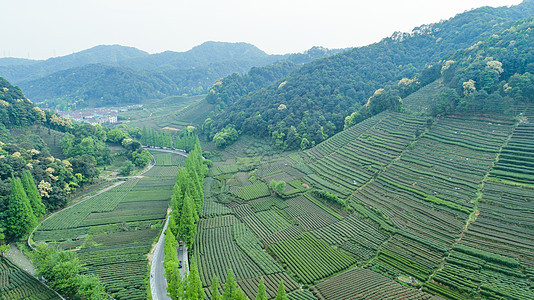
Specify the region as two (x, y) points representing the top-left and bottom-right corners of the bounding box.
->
(207, 1), (534, 149)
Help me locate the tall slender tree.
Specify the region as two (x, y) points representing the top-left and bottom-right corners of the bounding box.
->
(179, 191), (197, 247)
(223, 269), (237, 300)
(185, 258), (204, 300)
(275, 280), (288, 300)
(22, 170), (45, 218)
(167, 261), (184, 299)
(256, 277), (267, 300)
(5, 177), (36, 237)
(211, 274), (222, 300)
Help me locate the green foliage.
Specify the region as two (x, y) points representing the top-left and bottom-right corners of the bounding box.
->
(119, 160), (135, 176)
(427, 19), (534, 116)
(275, 280), (289, 300)
(211, 274), (222, 300)
(32, 244), (107, 299)
(269, 180), (286, 196)
(179, 192), (197, 248)
(255, 277), (267, 300)
(60, 124), (111, 166)
(311, 189), (345, 207)
(186, 258), (205, 300)
(219, 268), (248, 300)
(21, 169), (45, 218)
(213, 126), (239, 148)
(106, 129), (129, 144)
(0, 227), (9, 255)
(222, 269), (237, 300)
(5, 177), (36, 238)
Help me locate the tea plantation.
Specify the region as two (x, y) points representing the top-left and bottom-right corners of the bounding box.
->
(196, 108), (534, 299)
(33, 151), (185, 299)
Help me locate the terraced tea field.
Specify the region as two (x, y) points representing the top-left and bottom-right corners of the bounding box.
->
(0, 257), (60, 300)
(33, 150), (185, 299)
(198, 109), (534, 300)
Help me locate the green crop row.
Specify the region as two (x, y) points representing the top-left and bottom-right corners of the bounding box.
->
(269, 232), (356, 284)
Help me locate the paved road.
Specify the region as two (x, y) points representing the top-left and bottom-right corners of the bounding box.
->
(151, 213), (171, 300)
(149, 147), (190, 300)
(144, 147), (188, 157)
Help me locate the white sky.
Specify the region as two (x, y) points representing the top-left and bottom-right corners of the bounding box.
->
(0, 0), (523, 60)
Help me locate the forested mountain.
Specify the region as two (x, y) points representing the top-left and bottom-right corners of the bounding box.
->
(344, 17), (534, 127)
(206, 0), (534, 149)
(0, 45), (148, 83)
(118, 41), (277, 70)
(206, 46), (340, 107)
(8, 42), (332, 110)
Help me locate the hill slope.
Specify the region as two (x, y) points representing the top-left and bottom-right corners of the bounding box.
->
(207, 0), (534, 148)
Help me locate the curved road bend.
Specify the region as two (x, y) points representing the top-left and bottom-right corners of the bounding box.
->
(148, 147), (190, 300)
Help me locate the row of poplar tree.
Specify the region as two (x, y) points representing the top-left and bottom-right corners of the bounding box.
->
(163, 138), (206, 299)
(140, 125), (199, 152)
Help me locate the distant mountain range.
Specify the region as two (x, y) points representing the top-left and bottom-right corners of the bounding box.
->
(0, 42), (339, 110)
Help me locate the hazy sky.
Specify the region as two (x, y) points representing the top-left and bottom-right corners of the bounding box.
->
(1, 0), (523, 60)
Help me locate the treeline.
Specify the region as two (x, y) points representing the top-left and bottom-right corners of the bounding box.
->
(139, 125), (199, 152)
(162, 138), (207, 298)
(204, 1), (534, 149)
(167, 140), (206, 248)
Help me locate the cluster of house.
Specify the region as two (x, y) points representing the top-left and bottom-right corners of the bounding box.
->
(58, 108), (118, 125)
(56, 105), (142, 125)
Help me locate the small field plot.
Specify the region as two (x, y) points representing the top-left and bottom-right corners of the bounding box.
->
(231, 181), (270, 202)
(268, 232), (357, 284)
(194, 219), (264, 287)
(311, 214), (389, 262)
(490, 122), (534, 185)
(312, 268), (436, 300)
